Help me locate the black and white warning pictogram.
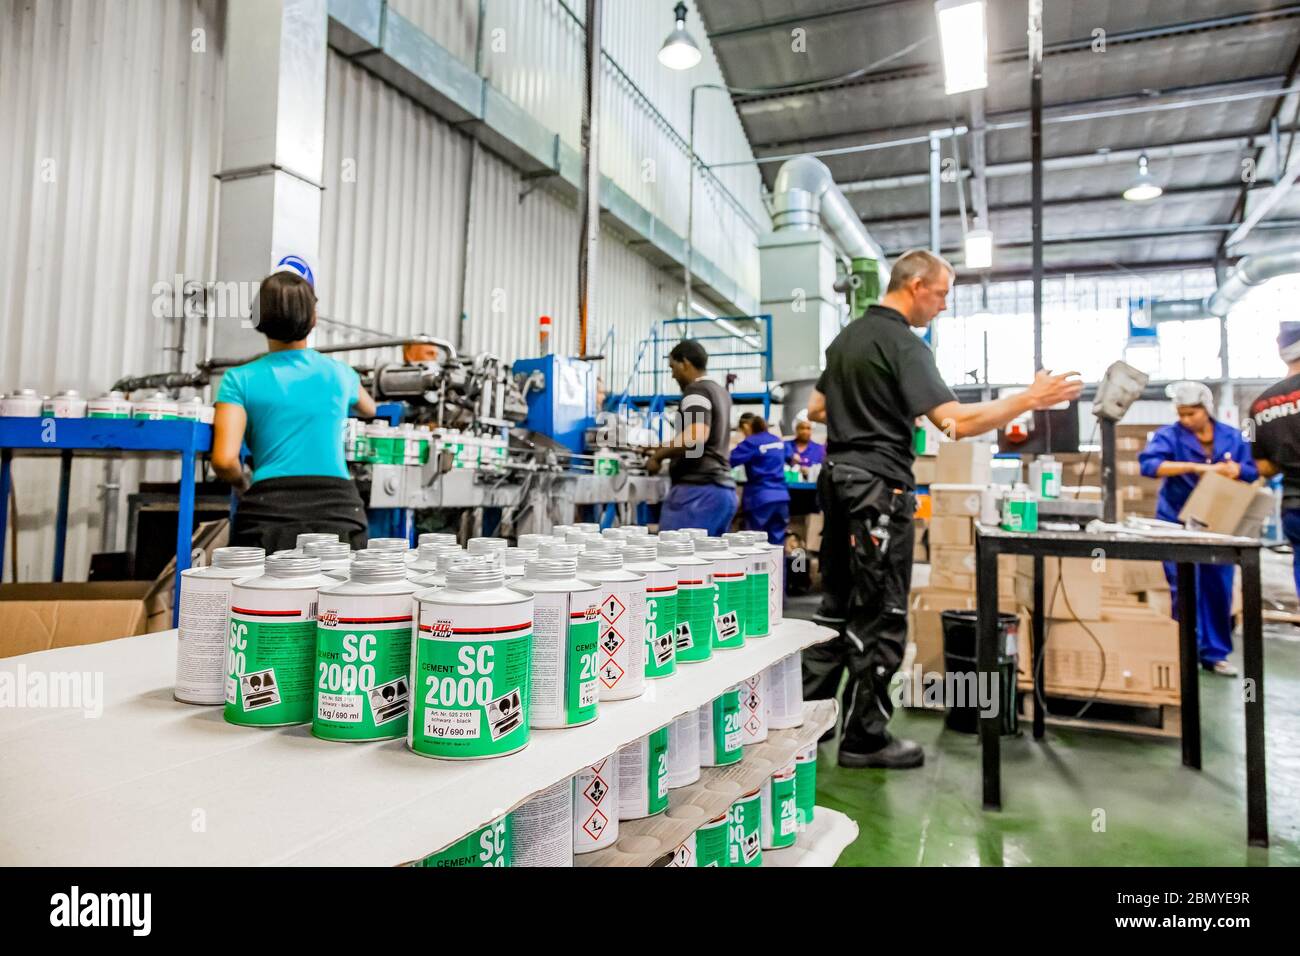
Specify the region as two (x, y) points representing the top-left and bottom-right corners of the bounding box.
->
(741, 829), (760, 863)
(715, 610), (740, 641)
(599, 658), (625, 688)
(599, 627), (624, 656)
(582, 809), (609, 841)
(584, 775), (608, 806)
(600, 594), (626, 624)
(486, 686), (523, 739)
(367, 675), (410, 724)
(669, 843), (693, 867)
(744, 714), (762, 735)
(674, 621), (693, 651)
(239, 668), (281, 711)
(744, 690), (761, 713)
(650, 631), (674, 667)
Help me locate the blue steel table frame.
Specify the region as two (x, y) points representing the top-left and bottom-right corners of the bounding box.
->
(0, 418), (213, 626)
(974, 525), (1268, 848)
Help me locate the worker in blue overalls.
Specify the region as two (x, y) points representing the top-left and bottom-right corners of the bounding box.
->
(729, 412), (791, 544)
(1138, 380), (1257, 676)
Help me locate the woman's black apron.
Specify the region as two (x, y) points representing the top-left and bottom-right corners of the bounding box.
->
(231, 476), (369, 553)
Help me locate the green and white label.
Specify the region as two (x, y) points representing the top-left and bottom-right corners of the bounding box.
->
(761, 762), (798, 849)
(674, 573), (714, 663)
(696, 814), (730, 867)
(419, 816), (511, 867)
(795, 745), (817, 828)
(524, 589), (600, 728)
(699, 690), (743, 766)
(225, 587), (318, 726)
(711, 557), (747, 650)
(408, 601), (532, 759)
(642, 568), (678, 679)
(312, 594), (414, 741)
(727, 791), (763, 867)
(746, 558), (770, 638)
(617, 727), (669, 819)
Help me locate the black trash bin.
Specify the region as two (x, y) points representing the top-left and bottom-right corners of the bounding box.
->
(939, 609), (1020, 736)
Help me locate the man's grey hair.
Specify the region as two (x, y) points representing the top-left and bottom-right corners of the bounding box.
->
(886, 249), (955, 293)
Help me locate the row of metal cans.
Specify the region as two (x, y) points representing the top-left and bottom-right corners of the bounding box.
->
(0, 388), (214, 423)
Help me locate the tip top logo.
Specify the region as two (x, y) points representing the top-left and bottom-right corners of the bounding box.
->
(583, 607), (600, 621)
(318, 608), (339, 627)
(429, 620), (454, 638)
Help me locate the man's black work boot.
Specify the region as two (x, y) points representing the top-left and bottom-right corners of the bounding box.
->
(838, 735), (925, 770)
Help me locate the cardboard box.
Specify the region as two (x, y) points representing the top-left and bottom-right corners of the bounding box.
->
(1179, 472), (1272, 536)
(929, 483), (985, 517)
(936, 441), (993, 485)
(912, 518), (929, 562)
(1013, 556), (1102, 620)
(0, 582), (167, 658)
(929, 515), (973, 547)
(929, 568), (973, 591)
(908, 587), (976, 674)
(1016, 605), (1180, 703)
(931, 545), (976, 577)
(912, 456), (938, 486)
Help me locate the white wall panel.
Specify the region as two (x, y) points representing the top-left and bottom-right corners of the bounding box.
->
(387, 0), (480, 68)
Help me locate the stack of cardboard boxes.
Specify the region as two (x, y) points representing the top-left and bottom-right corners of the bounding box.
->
(1049, 424), (1161, 517)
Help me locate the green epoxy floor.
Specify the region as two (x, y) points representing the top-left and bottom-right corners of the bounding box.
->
(792, 553), (1300, 866)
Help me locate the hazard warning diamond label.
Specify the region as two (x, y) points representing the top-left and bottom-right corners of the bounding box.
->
(600, 626), (624, 656)
(600, 594), (626, 624)
(745, 691), (761, 712)
(669, 843), (693, 867)
(583, 809), (609, 840)
(584, 775), (608, 806)
(745, 714), (762, 736)
(600, 658), (625, 687)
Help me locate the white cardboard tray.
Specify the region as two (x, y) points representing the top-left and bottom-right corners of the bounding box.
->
(763, 807), (859, 867)
(0, 619), (833, 865)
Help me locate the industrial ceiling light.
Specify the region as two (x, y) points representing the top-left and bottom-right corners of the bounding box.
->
(964, 228), (994, 269)
(1123, 153), (1163, 202)
(934, 0), (988, 95)
(659, 2), (702, 71)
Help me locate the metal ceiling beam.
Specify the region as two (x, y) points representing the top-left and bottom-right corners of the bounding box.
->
(705, 0), (915, 41)
(970, 258), (1217, 282)
(746, 75), (1287, 151)
(840, 131), (1296, 193)
(731, 6), (1300, 105)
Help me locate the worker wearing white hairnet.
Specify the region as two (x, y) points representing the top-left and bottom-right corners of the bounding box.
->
(1138, 380), (1257, 676)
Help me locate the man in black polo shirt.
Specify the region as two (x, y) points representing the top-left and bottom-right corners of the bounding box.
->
(804, 249), (1082, 769)
(646, 339), (738, 536)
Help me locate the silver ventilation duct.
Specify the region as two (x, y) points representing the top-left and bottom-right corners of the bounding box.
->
(1207, 246), (1300, 317)
(772, 156), (891, 284)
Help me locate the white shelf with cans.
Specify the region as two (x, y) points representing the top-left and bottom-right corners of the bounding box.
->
(1, 525), (840, 867)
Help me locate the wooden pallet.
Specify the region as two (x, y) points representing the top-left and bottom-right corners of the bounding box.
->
(1018, 690), (1181, 739)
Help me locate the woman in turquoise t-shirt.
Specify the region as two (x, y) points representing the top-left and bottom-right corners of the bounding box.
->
(211, 269), (377, 551)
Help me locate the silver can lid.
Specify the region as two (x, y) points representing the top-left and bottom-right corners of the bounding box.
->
(723, 532), (754, 550)
(695, 537), (731, 554)
(468, 537), (508, 555)
(297, 532), (340, 550)
(622, 542), (658, 564)
(446, 558), (506, 590)
(418, 532), (459, 548)
(367, 537), (408, 552)
(573, 523), (600, 534)
(523, 557), (579, 580)
(681, 528), (709, 540)
(212, 546), (266, 569)
(265, 553), (322, 577)
(657, 536), (694, 559)
(503, 547), (536, 570)
(304, 541), (351, 561)
(516, 533), (548, 552)
(601, 527), (631, 540)
(622, 526), (650, 537)
(540, 542), (581, 560)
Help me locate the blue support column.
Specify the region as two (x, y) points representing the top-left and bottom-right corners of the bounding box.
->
(175, 452), (197, 627)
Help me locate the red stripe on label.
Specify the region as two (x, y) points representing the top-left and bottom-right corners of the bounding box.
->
(713, 573), (745, 579)
(419, 621), (531, 635)
(231, 607), (301, 617)
(570, 612), (594, 619)
(646, 585), (678, 593)
(335, 616), (413, 624)
(679, 579), (705, 585)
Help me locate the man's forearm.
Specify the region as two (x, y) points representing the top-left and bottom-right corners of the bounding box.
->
(939, 392), (1035, 440)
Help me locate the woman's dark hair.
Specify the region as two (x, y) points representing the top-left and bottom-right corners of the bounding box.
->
(738, 412), (768, 433)
(252, 271), (316, 343)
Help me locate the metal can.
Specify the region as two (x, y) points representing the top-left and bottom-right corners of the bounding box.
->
(761, 758), (799, 850)
(175, 396), (211, 423)
(767, 652), (805, 729)
(175, 546), (265, 705)
(1001, 483), (1040, 532)
(795, 744), (817, 829)
(409, 545), (464, 589)
(622, 538), (677, 679)
(501, 547), (535, 580)
(728, 788), (763, 867)
(573, 754), (619, 853)
(468, 536), (508, 557)
(42, 390), (87, 418)
(510, 557), (602, 729)
(511, 777), (574, 867)
(738, 668), (769, 745)
(305, 541), (353, 580)
(419, 815), (511, 867)
(667, 832), (696, 867)
(515, 533), (548, 552)
(418, 532), (459, 549)
(131, 391), (178, 420)
(573, 522), (600, 535)
(617, 727), (669, 820)
(1030, 454), (1062, 500)
(577, 549), (646, 701)
(225, 554), (332, 726)
(297, 532), (340, 551)
(312, 555), (418, 741)
(408, 561), (534, 759)
(0, 389), (43, 417)
(407, 542), (459, 579)
(695, 537), (746, 650)
(85, 390), (132, 419)
(724, 532), (768, 638)
(666, 707), (701, 788)
(621, 525), (650, 537)
(656, 532), (714, 664)
(367, 537), (408, 553)
(696, 810), (730, 867)
(698, 690), (743, 766)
